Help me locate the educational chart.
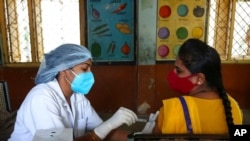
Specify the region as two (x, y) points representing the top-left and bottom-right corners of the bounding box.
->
(86, 0), (134, 62)
(157, 0), (207, 61)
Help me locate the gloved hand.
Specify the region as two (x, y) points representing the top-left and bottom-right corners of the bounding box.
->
(94, 107), (138, 139)
(136, 110), (159, 134)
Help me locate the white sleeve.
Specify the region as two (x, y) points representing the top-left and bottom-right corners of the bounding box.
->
(75, 95), (103, 131)
(22, 87), (65, 135)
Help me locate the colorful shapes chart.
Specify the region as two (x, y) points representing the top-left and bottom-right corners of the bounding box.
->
(156, 0), (207, 61)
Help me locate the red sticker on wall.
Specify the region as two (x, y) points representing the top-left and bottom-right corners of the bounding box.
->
(159, 5), (171, 18)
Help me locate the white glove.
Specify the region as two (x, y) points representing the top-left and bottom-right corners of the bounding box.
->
(136, 110), (159, 134)
(94, 107), (138, 139)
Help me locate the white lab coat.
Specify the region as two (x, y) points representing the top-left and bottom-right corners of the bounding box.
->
(8, 79), (103, 141)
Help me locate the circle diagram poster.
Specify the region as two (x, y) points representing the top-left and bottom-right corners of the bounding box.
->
(86, 0), (135, 62)
(157, 0), (207, 61)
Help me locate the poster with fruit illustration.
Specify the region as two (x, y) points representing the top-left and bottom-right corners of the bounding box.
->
(86, 0), (134, 62)
(156, 0), (207, 61)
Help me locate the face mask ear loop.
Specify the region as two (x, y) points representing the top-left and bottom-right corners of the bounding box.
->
(65, 69), (76, 85)
(70, 69), (78, 77)
(65, 76), (71, 85)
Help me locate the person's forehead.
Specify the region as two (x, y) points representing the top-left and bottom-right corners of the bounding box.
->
(174, 57), (190, 71)
(174, 57), (185, 68)
(75, 60), (92, 67)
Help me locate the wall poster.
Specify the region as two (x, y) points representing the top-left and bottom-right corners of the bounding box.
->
(156, 0), (207, 61)
(86, 0), (135, 63)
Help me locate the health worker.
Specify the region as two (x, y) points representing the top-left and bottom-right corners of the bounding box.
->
(9, 43), (138, 141)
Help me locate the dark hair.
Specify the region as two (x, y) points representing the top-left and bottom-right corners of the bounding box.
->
(178, 38), (234, 133)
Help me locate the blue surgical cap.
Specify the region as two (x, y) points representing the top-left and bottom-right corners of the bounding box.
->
(35, 43), (92, 84)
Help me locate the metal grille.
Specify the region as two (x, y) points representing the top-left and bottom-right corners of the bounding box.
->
(231, 1), (250, 60)
(3, 0), (80, 63)
(207, 0), (250, 62)
(4, 0), (30, 62)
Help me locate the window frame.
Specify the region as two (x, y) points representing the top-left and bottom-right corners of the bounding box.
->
(0, 0), (86, 67)
(207, 0), (250, 64)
